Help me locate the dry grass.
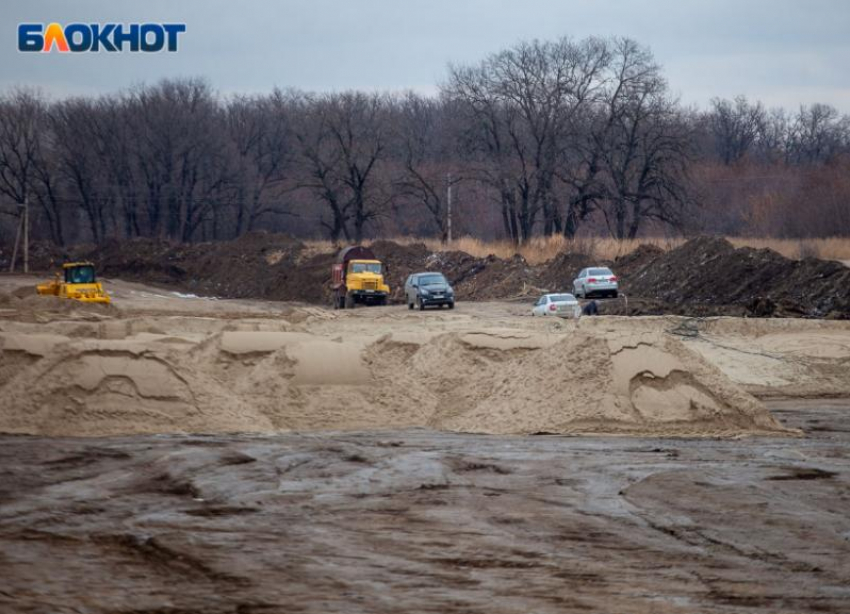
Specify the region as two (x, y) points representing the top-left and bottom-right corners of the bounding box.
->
(416, 235), (688, 264)
(302, 235), (850, 265)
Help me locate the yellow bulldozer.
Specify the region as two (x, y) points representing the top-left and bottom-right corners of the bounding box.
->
(36, 261), (111, 304)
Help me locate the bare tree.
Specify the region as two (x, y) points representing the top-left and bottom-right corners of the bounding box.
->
(392, 92), (462, 242)
(787, 103), (850, 164)
(754, 107), (789, 163)
(49, 98), (111, 243)
(226, 89), (296, 237)
(124, 78), (231, 241)
(29, 133), (67, 246)
(709, 96), (766, 165)
(295, 92), (390, 243)
(445, 37), (611, 242)
(2, 39), (849, 248)
(595, 39), (694, 239)
(0, 89), (44, 241)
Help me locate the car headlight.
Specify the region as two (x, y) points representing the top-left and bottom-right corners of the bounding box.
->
(447, 288), (454, 295)
(420, 288), (429, 295)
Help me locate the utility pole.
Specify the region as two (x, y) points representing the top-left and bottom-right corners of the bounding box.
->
(23, 195), (29, 273)
(9, 207), (22, 273)
(9, 197), (28, 273)
(446, 173), (453, 243)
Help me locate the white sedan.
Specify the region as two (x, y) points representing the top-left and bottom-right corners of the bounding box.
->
(532, 293), (581, 318)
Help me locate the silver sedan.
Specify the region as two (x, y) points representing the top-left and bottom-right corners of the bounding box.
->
(573, 267), (619, 298)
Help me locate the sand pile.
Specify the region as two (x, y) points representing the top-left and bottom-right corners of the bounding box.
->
(0, 289), (118, 323)
(0, 332), (268, 437)
(0, 321), (794, 438)
(369, 328), (788, 436)
(669, 317), (850, 399)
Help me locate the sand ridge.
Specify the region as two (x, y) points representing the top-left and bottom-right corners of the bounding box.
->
(5, 276), (848, 438)
(0, 308), (795, 437)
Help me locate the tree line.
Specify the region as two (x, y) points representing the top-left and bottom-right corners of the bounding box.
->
(1, 35), (849, 248)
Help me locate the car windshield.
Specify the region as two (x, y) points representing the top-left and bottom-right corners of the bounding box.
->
(549, 294), (575, 302)
(589, 268), (613, 276)
(418, 274), (446, 286)
(350, 262), (381, 274)
(66, 265), (95, 284)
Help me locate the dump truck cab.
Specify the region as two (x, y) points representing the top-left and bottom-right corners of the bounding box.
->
(37, 262), (111, 304)
(332, 247), (390, 309)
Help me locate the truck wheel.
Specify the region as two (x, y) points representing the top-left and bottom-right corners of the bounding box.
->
(345, 293), (355, 309)
(448, 302), (454, 310)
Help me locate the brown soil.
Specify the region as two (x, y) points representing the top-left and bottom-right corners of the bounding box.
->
(612, 237), (850, 318)
(0, 239), (72, 271)
(7, 233), (850, 318)
(90, 233), (337, 304)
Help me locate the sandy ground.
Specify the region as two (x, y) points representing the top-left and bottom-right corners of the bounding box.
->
(2, 274), (850, 612)
(6, 275), (845, 438)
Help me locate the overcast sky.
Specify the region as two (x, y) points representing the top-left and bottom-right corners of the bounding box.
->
(3, 0), (850, 112)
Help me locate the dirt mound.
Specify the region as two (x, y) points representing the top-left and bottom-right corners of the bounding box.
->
(85, 233), (336, 304)
(91, 237), (192, 285)
(0, 240), (72, 272)
(0, 321), (795, 438)
(538, 251), (596, 294)
(82, 235), (551, 305)
(454, 254), (539, 299)
(366, 241), (541, 302)
(422, 249), (484, 289)
(620, 237), (850, 318)
(15, 233), (849, 318)
(368, 240), (432, 302)
(613, 244), (665, 278)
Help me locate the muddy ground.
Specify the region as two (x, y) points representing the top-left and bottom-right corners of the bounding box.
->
(1, 399), (849, 614)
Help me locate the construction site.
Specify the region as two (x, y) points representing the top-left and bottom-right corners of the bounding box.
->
(1, 234), (849, 613)
(3, 2), (850, 612)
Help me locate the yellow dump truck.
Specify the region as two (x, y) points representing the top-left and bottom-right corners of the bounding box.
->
(36, 262), (111, 304)
(331, 246), (390, 309)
